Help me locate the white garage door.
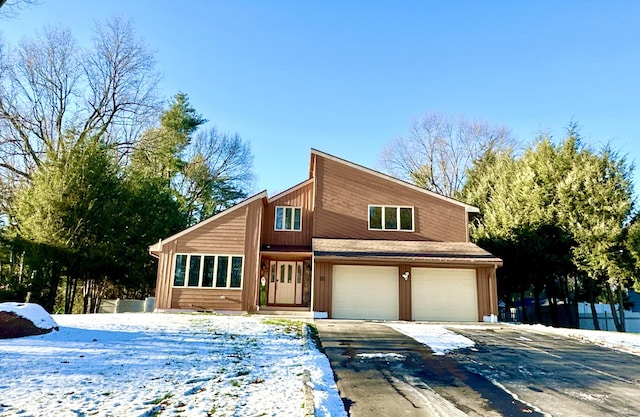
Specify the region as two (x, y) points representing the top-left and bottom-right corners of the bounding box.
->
(332, 265), (399, 320)
(411, 268), (478, 322)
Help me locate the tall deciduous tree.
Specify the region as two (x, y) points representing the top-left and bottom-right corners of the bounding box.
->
(381, 112), (516, 198)
(0, 16), (159, 185)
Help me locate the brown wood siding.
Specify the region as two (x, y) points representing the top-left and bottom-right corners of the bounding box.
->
(171, 288), (243, 311)
(476, 266), (498, 319)
(262, 181), (314, 247)
(313, 261), (333, 315)
(175, 208), (247, 254)
(399, 265), (412, 321)
(313, 156), (468, 241)
(241, 199), (263, 311)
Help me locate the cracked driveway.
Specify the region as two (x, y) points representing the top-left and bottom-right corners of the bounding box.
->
(316, 320), (640, 417)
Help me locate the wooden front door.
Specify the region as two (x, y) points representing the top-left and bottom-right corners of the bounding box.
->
(268, 261), (304, 305)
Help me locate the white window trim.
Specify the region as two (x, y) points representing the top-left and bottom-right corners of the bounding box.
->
(367, 205), (415, 232)
(172, 253), (244, 290)
(274, 206), (303, 232)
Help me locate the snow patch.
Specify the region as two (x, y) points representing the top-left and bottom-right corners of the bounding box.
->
(0, 313), (346, 416)
(388, 323), (475, 355)
(356, 352), (406, 361)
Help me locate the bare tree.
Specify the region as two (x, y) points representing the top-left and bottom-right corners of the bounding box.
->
(0, 0), (39, 18)
(175, 128), (255, 225)
(0, 16), (160, 186)
(381, 112), (517, 198)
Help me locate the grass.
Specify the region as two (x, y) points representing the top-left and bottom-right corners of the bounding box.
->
(262, 318), (305, 335)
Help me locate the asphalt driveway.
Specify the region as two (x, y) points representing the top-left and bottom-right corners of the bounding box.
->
(315, 320), (540, 417)
(315, 320), (640, 417)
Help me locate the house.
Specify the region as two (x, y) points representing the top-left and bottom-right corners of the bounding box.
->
(149, 149), (502, 321)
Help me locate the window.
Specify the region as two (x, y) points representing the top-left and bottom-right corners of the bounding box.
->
(173, 254), (243, 289)
(173, 255), (188, 286)
(188, 256), (201, 287)
(275, 206), (302, 231)
(368, 205), (414, 231)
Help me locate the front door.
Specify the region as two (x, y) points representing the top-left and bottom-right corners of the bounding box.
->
(268, 261), (304, 305)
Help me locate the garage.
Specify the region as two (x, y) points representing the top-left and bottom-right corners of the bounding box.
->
(411, 268), (478, 322)
(332, 265), (399, 320)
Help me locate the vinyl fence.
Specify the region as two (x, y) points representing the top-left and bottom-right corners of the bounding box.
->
(98, 297), (155, 313)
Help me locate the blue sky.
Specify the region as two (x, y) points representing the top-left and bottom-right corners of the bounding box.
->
(2, 1), (639, 196)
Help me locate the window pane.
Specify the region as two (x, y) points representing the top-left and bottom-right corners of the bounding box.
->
(173, 255), (187, 286)
(216, 256), (229, 287)
(385, 206), (398, 229)
(297, 264), (302, 284)
(188, 255), (201, 286)
(400, 207), (413, 231)
(369, 206), (382, 229)
(230, 257), (243, 288)
(270, 263), (276, 283)
(280, 264), (285, 283)
(202, 256), (215, 287)
(287, 264), (293, 283)
(293, 208), (302, 230)
(275, 207), (283, 230)
(284, 207), (292, 230)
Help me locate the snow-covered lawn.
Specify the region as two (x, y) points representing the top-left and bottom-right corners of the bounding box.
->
(0, 313), (346, 417)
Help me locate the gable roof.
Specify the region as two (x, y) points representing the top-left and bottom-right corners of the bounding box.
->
(310, 149), (480, 214)
(148, 190), (268, 253)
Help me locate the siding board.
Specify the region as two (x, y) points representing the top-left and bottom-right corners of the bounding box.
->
(241, 199), (264, 311)
(171, 288), (243, 311)
(476, 266), (498, 318)
(262, 180), (314, 247)
(314, 156), (468, 241)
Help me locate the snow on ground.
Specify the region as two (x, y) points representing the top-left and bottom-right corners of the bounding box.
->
(388, 322), (476, 355)
(0, 302), (59, 330)
(511, 323), (640, 355)
(0, 313), (346, 417)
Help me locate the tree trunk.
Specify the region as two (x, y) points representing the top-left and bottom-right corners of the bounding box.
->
(616, 285), (626, 332)
(588, 280), (601, 331)
(605, 283), (623, 332)
(64, 276), (79, 314)
(533, 288), (542, 324)
(520, 289), (528, 323)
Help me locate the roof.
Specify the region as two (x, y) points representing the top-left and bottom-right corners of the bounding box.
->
(148, 190), (268, 253)
(310, 149), (480, 214)
(312, 238), (502, 266)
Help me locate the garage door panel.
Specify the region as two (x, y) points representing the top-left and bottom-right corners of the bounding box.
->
(412, 268), (477, 322)
(333, 265), (398, 320)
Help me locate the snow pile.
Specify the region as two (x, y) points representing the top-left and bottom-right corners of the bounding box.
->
(388, 322), (475, 355)
(515, 323), (640, 355)
(0, 313), (346, 417)
(0, 302), (58, 330)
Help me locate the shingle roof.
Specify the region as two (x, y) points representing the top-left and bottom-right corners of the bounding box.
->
(312, 238), (502, 265)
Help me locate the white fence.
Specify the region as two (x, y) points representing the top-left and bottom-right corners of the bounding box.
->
(98, 297), (155, 313)
(578, 302), (640, 333)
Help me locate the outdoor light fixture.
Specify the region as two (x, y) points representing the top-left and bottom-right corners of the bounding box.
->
(402, 271), (410, 280)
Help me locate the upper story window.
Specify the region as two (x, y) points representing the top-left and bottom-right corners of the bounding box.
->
(368, 205), (414, 231)
(275, 206), (302, 231)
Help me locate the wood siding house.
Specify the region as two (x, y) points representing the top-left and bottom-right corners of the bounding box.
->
(149, 149), (502, 321)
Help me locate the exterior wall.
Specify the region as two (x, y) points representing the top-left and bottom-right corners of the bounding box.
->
(313, 155), (468, 242)
(261, 180), (314, 247)
(154, 198), (264, 311)
(398, 265), (412, 321)
(313, 261), (333, 314)
(477, 266), (498, 319)
(241, 199), (264, 311)
(313, 259), (496, 321)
